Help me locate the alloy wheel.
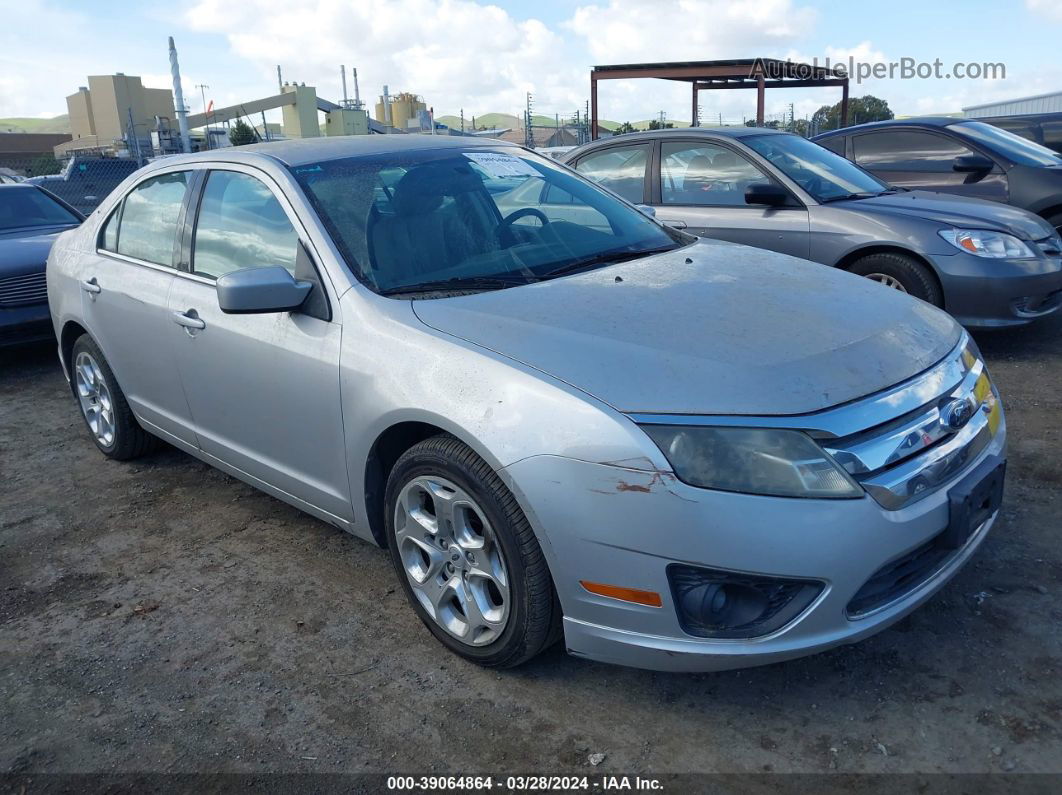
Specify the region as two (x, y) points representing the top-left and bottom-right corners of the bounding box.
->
(74, 351), (115, 447)
(393, 475), (511, 646)
(864, 273), (909, 293)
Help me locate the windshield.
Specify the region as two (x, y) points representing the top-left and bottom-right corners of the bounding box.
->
(289, 147), (685, 295)
(0, 187), (80, 231)
(743, 133), (889, 201)
(951, 121), (1062, 167)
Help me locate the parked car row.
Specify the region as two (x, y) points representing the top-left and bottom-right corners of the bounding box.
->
(42, 135), (1009, 672)
(561, 127), (1062, 327)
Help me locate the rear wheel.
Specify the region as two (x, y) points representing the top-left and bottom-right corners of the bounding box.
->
(385, 434), (560, 668)
(70, 334), (157, 460)
(849, 252), (943, 307)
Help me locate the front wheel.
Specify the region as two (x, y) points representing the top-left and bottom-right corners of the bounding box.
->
(384, 434), (560, 668)
(849, 252), (944, 307)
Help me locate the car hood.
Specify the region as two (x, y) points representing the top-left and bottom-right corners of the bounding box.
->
(0, 225), (73, 279)
(412, 241), (961, 415)
(838, 190), (1054, 240)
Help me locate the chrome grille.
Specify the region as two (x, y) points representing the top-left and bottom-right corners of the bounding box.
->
(821, 338), (1002, 510)
(0, 271), (48, 307)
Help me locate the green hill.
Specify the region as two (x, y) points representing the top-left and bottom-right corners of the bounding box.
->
(0, 115), (70, 134)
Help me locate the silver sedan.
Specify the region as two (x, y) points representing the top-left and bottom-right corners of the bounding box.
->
(47, 136), (1005, 671)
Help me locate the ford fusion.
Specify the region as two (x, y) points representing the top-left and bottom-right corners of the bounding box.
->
(47, 137), (1006, 671)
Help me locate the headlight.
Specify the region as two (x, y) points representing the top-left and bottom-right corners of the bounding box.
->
(938, 228), (1035, 258)
(640, 425), (862, 498)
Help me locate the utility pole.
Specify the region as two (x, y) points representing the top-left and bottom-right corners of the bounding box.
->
(460, 108), (464, 132)
(524, 92), (534, 149)
(196, 84), (211, 149)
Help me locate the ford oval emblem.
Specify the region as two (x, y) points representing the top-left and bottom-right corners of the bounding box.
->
(941, 397), (976, 431)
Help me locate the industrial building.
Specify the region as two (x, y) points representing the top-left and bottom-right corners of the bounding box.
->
(962, 90), (1062, 118)
(375, 90), (428, 131)
(62, 74), (175, 157)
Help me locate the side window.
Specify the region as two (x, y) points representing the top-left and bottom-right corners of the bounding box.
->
(193, 171), (298, 280)
(852, 131), (974, 173)
(116, 172), (189, 266)
(574, 144), (650, 203)
(660, 141), (768, 206)
(99, 205), (120, 251)
(818, 136), (847, 157)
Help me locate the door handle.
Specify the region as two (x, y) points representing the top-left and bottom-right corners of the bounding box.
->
(661, 219), (687, 229)
(80, 278), (101, 294)
(172, 310), (206, 330)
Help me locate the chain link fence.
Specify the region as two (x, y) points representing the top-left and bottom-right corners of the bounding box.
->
(1, 153), (148, 215)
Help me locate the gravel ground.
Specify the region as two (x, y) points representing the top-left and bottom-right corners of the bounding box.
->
(1, 313), (1061, 779)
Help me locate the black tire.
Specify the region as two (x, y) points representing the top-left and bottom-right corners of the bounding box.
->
(849, 252), (944, 307)
(384, 434), (560, 668)
(70, 334), (158, 460)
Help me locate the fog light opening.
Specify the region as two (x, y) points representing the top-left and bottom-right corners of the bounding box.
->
(668, 564), (823, 639)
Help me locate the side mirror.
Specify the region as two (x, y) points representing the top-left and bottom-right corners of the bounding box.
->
(216, 266), (313, 315)
(744, 182), (789, 207)
(635, 204), (657, 218)
(952, 154), (993, 173)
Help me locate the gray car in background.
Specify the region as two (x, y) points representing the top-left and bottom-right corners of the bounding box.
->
(48, 136), (1006, 672)
(562, 128), (1062, 327)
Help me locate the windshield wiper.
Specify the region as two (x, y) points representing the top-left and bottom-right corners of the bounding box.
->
(378, 274), (533, 296)
(819, 192), (880, 203)
(537, 245), (680, 280)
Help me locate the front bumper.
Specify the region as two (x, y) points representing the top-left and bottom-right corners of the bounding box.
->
(503, 418), (1005, 673)
(0, 301), (53, 347)
(927, 249), (1062, 327)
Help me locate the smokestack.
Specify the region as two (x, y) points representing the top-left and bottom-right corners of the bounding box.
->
(168, 36), (191, 154)
(352, 67), (362, 109)
(277, 65), (283, 93)
(382, 85), (391, 125)
(341, 64), (348, 106)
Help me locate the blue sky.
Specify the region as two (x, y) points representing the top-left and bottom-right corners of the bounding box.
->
(2, 0), (1061, 124)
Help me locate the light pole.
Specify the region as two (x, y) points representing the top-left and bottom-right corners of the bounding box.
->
(196, 83), (211, 149)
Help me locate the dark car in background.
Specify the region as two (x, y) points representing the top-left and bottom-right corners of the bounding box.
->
(560, 128), (1062, 328)
(976, 112), (1062, 154)
(25, 156), (141, 216)
(0, 184), (82, 345)
(813, 118), (1062, 235)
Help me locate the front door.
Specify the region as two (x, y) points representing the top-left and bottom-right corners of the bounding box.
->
(79, 171), (197, 446)
(167, 167), (350, 522)
(652, 139), (811, 259)
(851, 129), (1009, 203)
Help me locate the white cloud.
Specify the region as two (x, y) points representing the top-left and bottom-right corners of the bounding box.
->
(1026, 0), (1062, 23)
(183, 0), (583, 119)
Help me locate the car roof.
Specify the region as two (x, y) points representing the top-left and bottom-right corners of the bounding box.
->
(562, 126), (791, 160)
(153, 135), (522, 169)
(813, 117), (968, 138)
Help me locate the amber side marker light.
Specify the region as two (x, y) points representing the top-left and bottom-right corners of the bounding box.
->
(580, 581), (663, 607)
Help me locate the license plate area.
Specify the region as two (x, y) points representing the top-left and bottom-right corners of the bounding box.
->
(943, 455), (1005, 550)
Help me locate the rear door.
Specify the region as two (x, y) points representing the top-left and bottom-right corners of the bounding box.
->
(79, 170), (196, 446)
(166, 165), (350, 522)
(850, 128), (1008, 202)
(571, 142), (651, 205)
(650, 138), (811, 259)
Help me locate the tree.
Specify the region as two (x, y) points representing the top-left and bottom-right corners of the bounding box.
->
(614, 121), (636, 134)
(811, 94), (894, 133)
(229, 118), (258, 147)
(647, 119), (674, 130)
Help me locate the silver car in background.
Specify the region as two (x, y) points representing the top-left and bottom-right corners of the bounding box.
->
(47, 136), (1005, 671)
(562, 128), (1062, 328)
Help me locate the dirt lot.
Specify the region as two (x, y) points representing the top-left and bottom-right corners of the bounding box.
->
(2, 313), (1061, 780)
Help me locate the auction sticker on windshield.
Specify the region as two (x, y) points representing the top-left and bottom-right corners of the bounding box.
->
(464, 151), (540, 178)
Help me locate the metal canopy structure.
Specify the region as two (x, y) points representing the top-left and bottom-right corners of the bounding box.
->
(589, 58), (849, 139)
